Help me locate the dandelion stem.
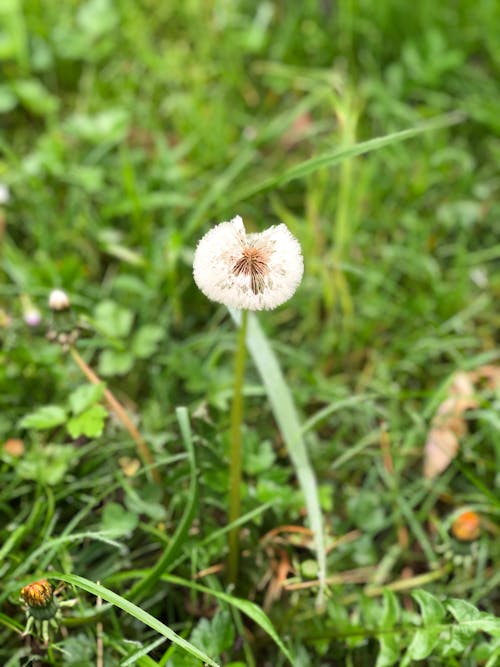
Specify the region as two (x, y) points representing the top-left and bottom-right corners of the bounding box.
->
(227, 308), (248, 585)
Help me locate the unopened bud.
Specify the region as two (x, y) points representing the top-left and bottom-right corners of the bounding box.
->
(21, 579), (53, 608)
(48, 289), (70, 312)
(24, 308), (42, 327)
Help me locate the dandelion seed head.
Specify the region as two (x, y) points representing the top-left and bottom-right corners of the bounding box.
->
(193, 215), (303, 310)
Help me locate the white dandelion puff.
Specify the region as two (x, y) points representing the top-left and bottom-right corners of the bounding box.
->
(193, 215), (303, 310)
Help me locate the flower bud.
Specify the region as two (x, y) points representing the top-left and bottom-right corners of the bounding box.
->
(24, 308), (42, 327)
(452, 509), (480, 541)
(21, 580), (53, 607)
(21, 579), (58, 621)
(48, 289), (70, 312)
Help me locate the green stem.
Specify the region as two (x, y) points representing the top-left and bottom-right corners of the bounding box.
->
(227, 308), (248, 585)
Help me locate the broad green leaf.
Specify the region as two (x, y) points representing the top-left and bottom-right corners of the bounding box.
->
(446, 598), (481, 623)
(381, 589), (401, 627)
(132, 325), (164, 359)
(376, 634), (400, 667)
(12, 79), (59, 115)
(67, 405), (107, 438)
(20, 405), (66, 430)
(405, 627), (442, 661)
(412, 589), (446, 625)
(190, 610), (234, 660)
(65, 109), (129, 144)
(230, 309), (326, 603)
(94, 300), (134, 338)
(101, 502), (138, 537)
(16, 445), (74, 485)
(45, 573), (219, 667)
(68, 383), (105, 415)
(98, 349), (134, 376)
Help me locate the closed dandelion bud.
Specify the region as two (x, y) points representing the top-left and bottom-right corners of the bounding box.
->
(48, 289), (70, 312)
(452, 510), (481, 541)
(193, 215), (303, 311)
(21, 580), (58, 620)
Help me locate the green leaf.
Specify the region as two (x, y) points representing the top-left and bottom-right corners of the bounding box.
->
(230, 309), (326, 604)
(65, 108), (129, 144)
(446, 598), (481, 623)
(376, 634), (401, 667)
(123, 482), (166, 522)
(45, 573), (220, 667)
(0, 85), (17, 113)
(132, 325), (164, 359)
(347, 490), (386, 532)
(190, 610), (234, 660)
(94, 300), (134, 338)
(381, 589), (401, 627)
(16, 445), (75, 485)
(12, 79), (59, 115)
(68, 383), (105, 415)
(98, 349), (134, 376)
(67, 405), (108, 438)
(405, 628), (442, 661)
(412, 589), (446, 624)
(101, 502), (138, 537)
(20, 405), (66, 430)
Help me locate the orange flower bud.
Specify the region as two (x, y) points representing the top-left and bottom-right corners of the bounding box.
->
(21, 580), (53, 608)
(452, 510), (480, 541)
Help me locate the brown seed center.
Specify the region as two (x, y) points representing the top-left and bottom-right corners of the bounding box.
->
(232, 246), (269, 294)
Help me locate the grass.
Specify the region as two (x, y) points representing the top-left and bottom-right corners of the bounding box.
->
(1, 0), (500, 665)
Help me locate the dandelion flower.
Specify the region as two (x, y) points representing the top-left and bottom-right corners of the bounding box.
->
(193, 215), (303, 310)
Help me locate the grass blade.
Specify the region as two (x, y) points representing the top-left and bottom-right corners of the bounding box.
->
(160, 573), (295, 665)
(47, 573), (220, 667)
(230, 309), (326, 604)
(226, 112), (465, 205)
(128, 406), (198, 602)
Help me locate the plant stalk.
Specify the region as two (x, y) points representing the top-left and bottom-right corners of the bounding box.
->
(227, 308), (248, 585)
(69, 346), (160, 484)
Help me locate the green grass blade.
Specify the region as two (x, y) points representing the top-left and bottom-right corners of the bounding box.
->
(226, 112), (465, 205)
(160, 573), (295, 665)
(47, 573), (220, 667)
(230, 309), (326, 604)
(128, 406), (198, 602)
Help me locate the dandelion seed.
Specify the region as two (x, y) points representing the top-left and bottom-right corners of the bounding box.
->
(193, 215), (303, 310)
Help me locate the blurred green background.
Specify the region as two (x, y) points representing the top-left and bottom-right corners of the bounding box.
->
(1, 0), (499, 665)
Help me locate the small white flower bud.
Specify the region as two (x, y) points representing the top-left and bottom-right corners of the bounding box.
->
(193, 216), (303, 311)
(0, 184), (10, 205)
(24, 308), (42, 327)
(48, 289), (70, 311)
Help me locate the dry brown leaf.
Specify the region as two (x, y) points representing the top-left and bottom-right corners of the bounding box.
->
(3, 438), (24, 457)
(280, 112), (313, 149)
(118, 456), (141, 477)
(423, 371), (479, 479)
